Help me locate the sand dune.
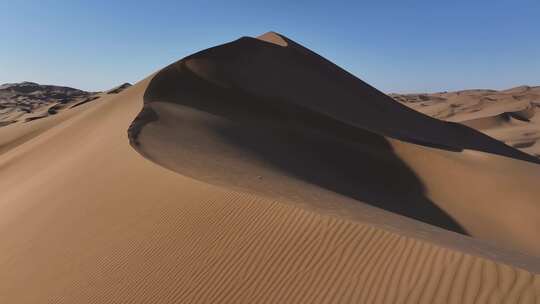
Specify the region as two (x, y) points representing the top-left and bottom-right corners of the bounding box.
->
(134, 32), (540, 255)
(0, 32), (539, 303)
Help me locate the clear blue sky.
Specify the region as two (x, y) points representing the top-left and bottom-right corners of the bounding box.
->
(1, 0), (538, 93)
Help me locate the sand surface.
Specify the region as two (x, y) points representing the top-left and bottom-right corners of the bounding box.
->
(0, 32), (539, 303)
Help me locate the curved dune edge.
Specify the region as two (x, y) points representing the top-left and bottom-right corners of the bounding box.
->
(0, 72), (538, 303)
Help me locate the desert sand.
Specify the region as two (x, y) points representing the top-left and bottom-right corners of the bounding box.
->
(0, 32), (539, 303)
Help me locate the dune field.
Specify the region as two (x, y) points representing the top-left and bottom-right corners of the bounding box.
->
(0, 32), (539, 303)
(392, 86), (540, 157)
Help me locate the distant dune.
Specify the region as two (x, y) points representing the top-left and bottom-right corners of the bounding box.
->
(392, 86), (540, 157)
(0, 33), (539, 303)
(0, 81), (96, 126)
(0, 81), (132, 127)
(106, 82), (132, 94)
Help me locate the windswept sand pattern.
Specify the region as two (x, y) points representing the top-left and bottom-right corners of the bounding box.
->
(138, 196), (540, 304)
(4, 187), (539, 303)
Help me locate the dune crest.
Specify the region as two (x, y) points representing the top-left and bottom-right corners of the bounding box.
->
(256, 31), (289, 46)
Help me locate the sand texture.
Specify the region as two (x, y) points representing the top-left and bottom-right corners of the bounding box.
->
(0, 32), (539, 303)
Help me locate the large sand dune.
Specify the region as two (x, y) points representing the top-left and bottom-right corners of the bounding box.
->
(0, 32), (539, 303)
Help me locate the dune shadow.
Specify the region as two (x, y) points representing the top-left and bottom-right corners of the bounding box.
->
(131, 61), (468, 235)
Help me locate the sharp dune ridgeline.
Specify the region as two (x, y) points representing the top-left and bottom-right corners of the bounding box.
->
(0, 32), (539, 303)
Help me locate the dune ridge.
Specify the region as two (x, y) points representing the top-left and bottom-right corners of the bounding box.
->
(0, 32), (539, 303)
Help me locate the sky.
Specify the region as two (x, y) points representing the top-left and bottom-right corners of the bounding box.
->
(0, 0), (539, 93)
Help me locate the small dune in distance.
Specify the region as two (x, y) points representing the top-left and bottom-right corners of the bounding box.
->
(0, 32), (539, 303)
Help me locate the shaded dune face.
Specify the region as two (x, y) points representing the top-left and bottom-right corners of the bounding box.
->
(130, 32), (540, 253)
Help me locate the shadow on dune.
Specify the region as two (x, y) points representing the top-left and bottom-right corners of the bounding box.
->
(131, 60), (468, 235)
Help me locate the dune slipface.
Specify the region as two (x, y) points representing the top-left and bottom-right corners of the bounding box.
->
(0, 32), (539, 303)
